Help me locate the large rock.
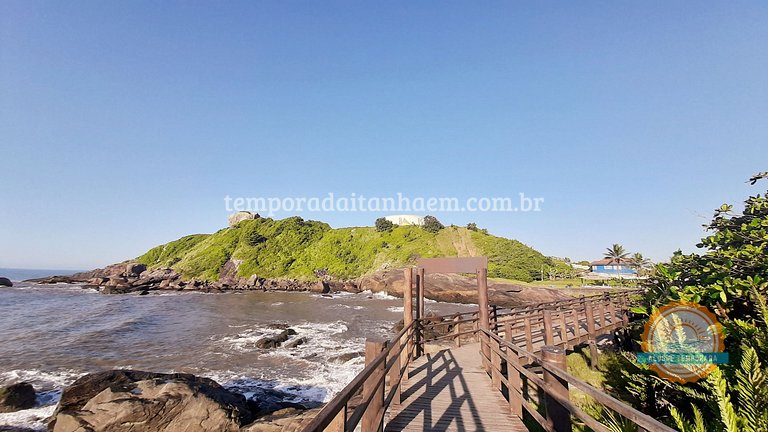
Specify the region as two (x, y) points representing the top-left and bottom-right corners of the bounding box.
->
(0, 382), (36, 413)
(0, 277), (12, 287)
(255, 329), (297, 349)
(228, 211), (260, 227)
(125, 263), (146, 277)
(49, 370), (252, 432)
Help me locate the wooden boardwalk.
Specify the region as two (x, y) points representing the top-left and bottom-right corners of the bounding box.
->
(385, 343), (526, 432)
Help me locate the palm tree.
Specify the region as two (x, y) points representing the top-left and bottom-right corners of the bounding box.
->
(631, 252), (650, 268)
(631, 252), (652, 277)
(604, 243), (629, 264)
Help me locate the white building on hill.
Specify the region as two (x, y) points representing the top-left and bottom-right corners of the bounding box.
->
(384, 215), (425, 226)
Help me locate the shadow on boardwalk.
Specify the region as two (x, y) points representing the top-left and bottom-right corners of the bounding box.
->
(385, 344), (525, 432)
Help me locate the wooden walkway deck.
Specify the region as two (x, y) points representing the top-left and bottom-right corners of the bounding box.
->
(385, 343), (526, 432)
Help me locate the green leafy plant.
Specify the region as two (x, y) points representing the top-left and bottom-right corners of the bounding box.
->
(422, 215), (445, 233)
(374, 217), (394, 232)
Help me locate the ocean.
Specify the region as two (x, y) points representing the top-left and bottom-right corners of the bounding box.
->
(0, 280), (474, 430)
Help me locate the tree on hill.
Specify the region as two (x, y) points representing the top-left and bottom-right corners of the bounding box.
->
(466, 222), (478, 231)
(604, 243), (630, 263)
(375, 217), (394, 232)
(422, 215), (444, 233)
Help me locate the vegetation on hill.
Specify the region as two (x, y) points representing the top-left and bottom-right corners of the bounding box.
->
(136, 216), (565, 282)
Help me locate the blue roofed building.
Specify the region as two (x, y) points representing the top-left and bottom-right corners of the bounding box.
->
(589, 258), (637, 277)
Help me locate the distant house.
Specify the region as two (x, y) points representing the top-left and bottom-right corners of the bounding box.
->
(384, 215), (424, 226)
(589, 258), (637, 276)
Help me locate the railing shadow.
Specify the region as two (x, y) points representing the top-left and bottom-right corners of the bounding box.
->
(386, 349), (485, 432)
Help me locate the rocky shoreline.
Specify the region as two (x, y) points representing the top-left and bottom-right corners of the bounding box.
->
(24, 263), (573, 307)
(1, 370), (322, 432)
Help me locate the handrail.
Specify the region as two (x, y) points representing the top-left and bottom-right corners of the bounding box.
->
(480, 328), (676, 432)
(302, 320), (417, 432)
(304, 288), (648, 432)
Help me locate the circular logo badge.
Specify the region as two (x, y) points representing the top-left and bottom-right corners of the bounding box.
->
(641, 301), (725, 383)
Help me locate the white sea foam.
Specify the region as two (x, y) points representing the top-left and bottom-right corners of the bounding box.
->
(387, 306), (404, 313)
(0, 369), (82, 431)
(219, 326), (288, 352)
(359, 290), (398, 300)
(0, 405), (56, 431)
(334, 304), (365, 310)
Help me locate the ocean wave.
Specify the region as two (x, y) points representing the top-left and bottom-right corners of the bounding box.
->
(0, 404), (56, 431)
(359, 290), (399, 300)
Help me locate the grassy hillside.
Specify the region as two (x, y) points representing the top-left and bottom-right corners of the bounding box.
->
(136, 216), (558, 281)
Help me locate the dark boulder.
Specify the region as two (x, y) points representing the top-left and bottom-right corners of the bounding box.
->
(0, 277), (12, 287)
(0, 382), (36, 413)
(255, 329), (297, 349)
(49, 370), (252, 432)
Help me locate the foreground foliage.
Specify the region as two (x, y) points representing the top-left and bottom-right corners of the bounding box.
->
(616, 173), (768, 430)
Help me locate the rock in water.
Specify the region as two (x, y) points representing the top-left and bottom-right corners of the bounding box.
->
(49, 370), (252, 432)
(0, 277), (12, 287)
(0, 382), (36, 412)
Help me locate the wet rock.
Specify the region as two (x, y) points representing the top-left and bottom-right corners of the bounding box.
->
(0, 277), (12, 287)
(310, 280), (330, 294)
(0, 382), (35, 413)
(255, 329), (297, 349)
(125, 263), (147, 277)
(329, 351), (364, 363)
(49, 370), (252, 432)
(284, 337), (307, 349)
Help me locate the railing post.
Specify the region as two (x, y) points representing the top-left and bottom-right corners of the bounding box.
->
(597, 298), (606, 330)
(388, 337), (401, 405)
(403, 269), (413, 360)
(477, 267), (491, 369)
(325, 404), (346, 432)
(543, 310), (554, 346)
(362, 340), (386, 432)
(542, 346), (572, 432)
(504, 323), (523, 418)
(398, 327), (410, 400)
(524, 316), (534, 361)
(571, 308), (580, 344)
(559, 309), (568, 348)
(621, 293), (630, 326)
(584, 299), (599, 369)
(608, 295), (617, 327)
(453, 315), (461, 347)
(491, 337), (502, 390)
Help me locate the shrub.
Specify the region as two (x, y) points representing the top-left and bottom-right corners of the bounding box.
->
(422, 215), (444, 233)
(375, 217), (394, 232)
(466, 222), (478, 231)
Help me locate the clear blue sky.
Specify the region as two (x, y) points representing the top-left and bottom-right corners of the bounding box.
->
(2, 1), (767, 270)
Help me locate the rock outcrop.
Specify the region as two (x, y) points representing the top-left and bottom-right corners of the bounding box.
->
(0, 277), (12, 287)
(228, 211), (260, 227)
(0, 382), (36, 413)
(26, 263), (572, 307)
(49, 370), (253, 432)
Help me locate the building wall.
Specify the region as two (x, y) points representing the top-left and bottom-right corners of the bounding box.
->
(591, 264), (636, 275)
(384, 215), (424, 226)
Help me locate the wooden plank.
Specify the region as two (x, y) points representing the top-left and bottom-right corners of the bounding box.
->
(385, 343), (526, 431)
(363, 341), (385, 432)
(416, 256), (488, 273)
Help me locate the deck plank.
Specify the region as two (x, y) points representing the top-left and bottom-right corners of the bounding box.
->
(385, 343), (526, 432)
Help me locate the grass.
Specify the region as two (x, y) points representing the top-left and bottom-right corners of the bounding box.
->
(134, 216), (561, 281)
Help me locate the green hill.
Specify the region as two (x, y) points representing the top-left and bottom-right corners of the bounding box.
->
(136, 216), (559, 282)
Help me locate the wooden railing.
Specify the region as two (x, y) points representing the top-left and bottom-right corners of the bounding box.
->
(303, 290), (664, 432)
(301, 320), (417, 432)
(478, 329), (676, 432)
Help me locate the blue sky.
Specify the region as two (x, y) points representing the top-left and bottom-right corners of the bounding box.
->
(1, 1), (767, 270)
